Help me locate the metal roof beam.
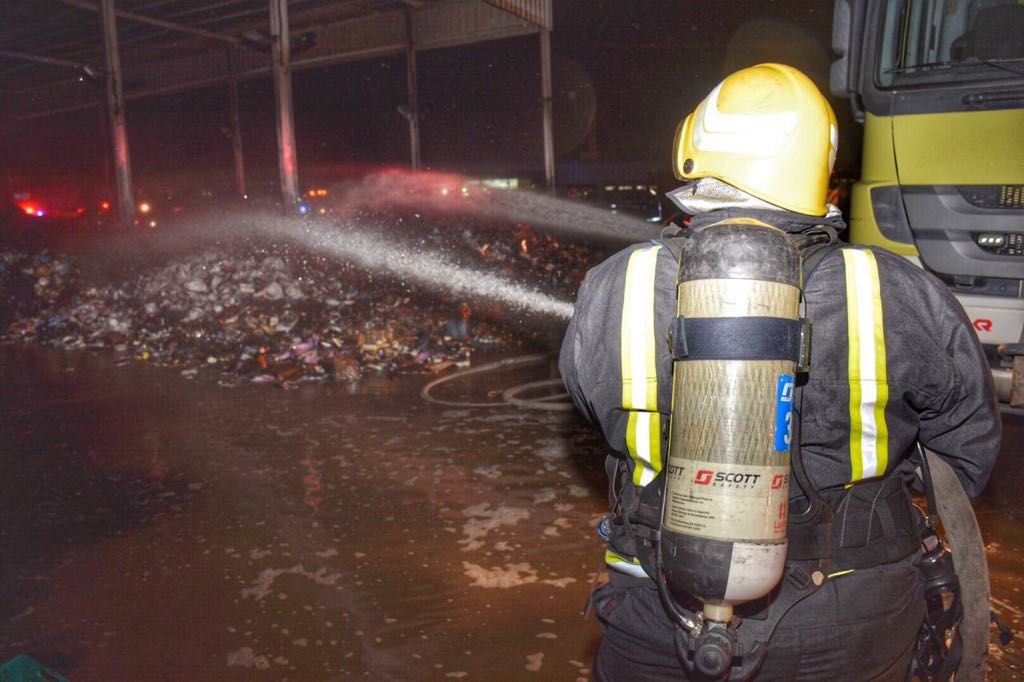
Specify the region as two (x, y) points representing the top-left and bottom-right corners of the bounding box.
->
(481, 0), (551, 30)
(57, 0), (242, 46)
(0, 48), (101, 78)
(147, 0), (261, 25)
(11, 0), (541, 119)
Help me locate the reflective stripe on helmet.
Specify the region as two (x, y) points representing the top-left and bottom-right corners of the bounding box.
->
(620, 244), (664, 486)
(692, 83), (798, 159)
(843, 248), (890, 482)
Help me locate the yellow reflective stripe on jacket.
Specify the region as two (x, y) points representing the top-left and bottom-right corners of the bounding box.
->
(620, 244), (663, 486)
(605, 549), (650, 578)
(625, 411), (662, 486)
(621, 245), (661, 410)
(842, 248), (890, 482)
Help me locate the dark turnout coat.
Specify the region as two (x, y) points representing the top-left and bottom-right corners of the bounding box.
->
(561, 233), (1000, 502)
(559, 221), (1001, 680)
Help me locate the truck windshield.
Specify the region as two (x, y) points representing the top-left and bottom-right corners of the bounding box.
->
(876, 0), (1024, 87)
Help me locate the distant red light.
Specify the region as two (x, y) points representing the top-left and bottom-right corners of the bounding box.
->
(16, 200), (42, 217)
(100, 201), (111, 210)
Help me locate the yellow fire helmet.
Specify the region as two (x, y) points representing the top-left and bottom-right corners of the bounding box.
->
(673, 63), (838, 216)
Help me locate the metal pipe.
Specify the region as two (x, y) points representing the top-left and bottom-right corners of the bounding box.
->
(100, 0), (135, 229)
(269, 0), (299, 209)
(539, 26), (555, 193)
(60, 0), (240, 45)
(405, 9), (421, 171)
(226, 45), (247, 201)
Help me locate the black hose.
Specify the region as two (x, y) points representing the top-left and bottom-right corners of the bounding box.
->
(420, 354), (573, 411)
(921, 447), (991, 682)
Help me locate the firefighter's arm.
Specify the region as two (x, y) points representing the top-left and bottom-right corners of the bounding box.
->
(916, 294), (1002, 498)
(558, 254), (634, 456)
(558, 282), (601, 428)
(559, 242), (677, 458)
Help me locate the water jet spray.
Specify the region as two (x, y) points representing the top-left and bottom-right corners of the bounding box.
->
(217, 211), (577, 320)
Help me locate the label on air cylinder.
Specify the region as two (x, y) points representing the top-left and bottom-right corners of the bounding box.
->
(662, 461), (790, 542)
(773, 373), (795, 452)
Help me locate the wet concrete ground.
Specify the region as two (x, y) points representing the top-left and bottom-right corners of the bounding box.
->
(2, 345), (1022, 681)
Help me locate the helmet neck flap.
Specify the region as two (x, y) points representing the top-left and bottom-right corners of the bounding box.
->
(666, 177), (845, 237)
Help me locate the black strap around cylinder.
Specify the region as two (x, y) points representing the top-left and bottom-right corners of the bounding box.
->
(671, 316), (806, 363)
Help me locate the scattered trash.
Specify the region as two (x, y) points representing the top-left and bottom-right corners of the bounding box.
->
(1, 221), (601, 387)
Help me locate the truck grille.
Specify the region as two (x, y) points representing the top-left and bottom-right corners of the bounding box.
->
(959, 185), (1024, 209)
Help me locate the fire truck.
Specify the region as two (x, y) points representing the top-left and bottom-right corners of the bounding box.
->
(830, 0), (1024, 403)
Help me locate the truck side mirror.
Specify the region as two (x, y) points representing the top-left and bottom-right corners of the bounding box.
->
(830, 0), (866, 123)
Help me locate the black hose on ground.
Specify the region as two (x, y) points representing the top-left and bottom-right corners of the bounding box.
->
(420, 354), (573, 411)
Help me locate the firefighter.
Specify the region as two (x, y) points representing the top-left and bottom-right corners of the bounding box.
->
(559, 63), (1001, 681)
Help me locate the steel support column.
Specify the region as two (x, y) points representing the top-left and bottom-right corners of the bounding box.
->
(404, 10), (421, 171)
(226, 46), (247, 201)
(100, 0), (135, 229)
(539, 26), (555, 193)
(97, 90), (112, 205)
(0, 105), (13, 205)
(269, 0), (299, 209)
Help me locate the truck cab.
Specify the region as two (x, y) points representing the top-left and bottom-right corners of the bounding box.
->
(831, 0), (1024, 402)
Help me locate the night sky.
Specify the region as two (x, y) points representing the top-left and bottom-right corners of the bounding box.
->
(4, 1), (852, 201)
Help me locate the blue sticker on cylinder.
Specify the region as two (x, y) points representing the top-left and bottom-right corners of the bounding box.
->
(774, 374), (795, 452)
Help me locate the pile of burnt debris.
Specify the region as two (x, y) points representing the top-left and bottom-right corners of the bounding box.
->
(1, 219), (600, 386)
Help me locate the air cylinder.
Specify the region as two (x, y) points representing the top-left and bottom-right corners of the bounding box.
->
(660, 220), (800, 627)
